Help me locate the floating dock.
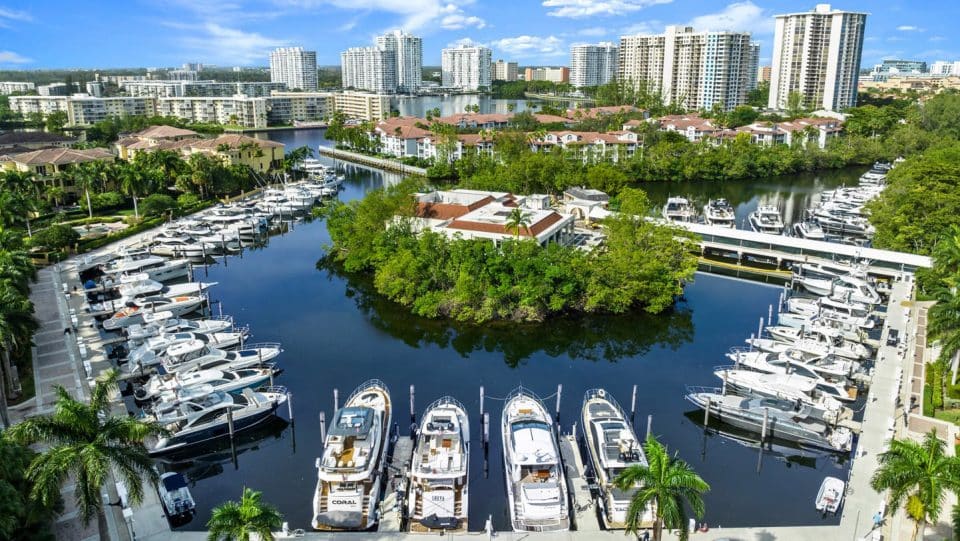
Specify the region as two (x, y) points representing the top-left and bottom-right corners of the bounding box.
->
(558, 434), (600, 532)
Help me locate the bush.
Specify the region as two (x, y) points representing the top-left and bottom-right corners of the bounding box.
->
(30, 224), (80, 251)
(90, 191), (125, 210)
(140, 194), (176, 217)
(177, 193), (200, 209)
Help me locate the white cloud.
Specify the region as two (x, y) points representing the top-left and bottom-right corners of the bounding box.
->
(167, 22), (290, 64)
(688, 1), (773, 35)
(930, 35), (947, 42)
(275, 0), (485, 32)
(896, 25), (924, 32)
(0, 7), (31, 28)
(447, 37), (484, 48)
(620, 20), (661, 35)
(490, 35), (566, 58)
(0, 50), (31, 64)
(543, 0), (672, 18)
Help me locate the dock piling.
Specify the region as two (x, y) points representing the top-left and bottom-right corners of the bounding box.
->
(479, 385), (484, 419)
(646, 414), (652, 439)
(555, 384), (562, 422)
(761, 407), (769, 441)
(630, 384), (638, 421)
(748, 333), (755, 352)
(757, 317), (765, 340)
(768, 304), (774, 326)
(319, 411), (326, 441)
(409, 384), (415, 423)
(333, 388), (339, 413)
(482, 412), (489, 446)
(286, 392), (293, 421)
(704, 398), (711, 426)
(722, 370), (728, 396)
(227, 408), (235, 440)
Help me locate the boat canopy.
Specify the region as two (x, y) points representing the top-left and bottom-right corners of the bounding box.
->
(329, 407), (374, 437)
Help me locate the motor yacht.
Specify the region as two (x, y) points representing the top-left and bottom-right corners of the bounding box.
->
(684, 388), (853, 453)
(581, 389), (653, 530)
(662, 197), (696, 223)
(122, 331), (248, 374)
(794, 274), (882, 305)
(145, 387), (287, 456)
(793, 221), (826, 241)
(714, 368), (851, 416)
(125, 314), (236, 344)
(136, 366), (277, 402)
(312, 379), (392, 531)
(502, 387), (569, 532)
(703, 199), (736, 228)
(407, 396), (469, 532)
(101, 255), (190, 283)
(748, 205), (785, 235)
(159, 340), (282, 375)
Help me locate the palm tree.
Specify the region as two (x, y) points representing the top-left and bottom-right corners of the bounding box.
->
(118, 163), (151, 219)
(505, 207), (531, 239)
(0, 281), (37, 409)
(207, 487), (283, 541)
(614, 435), (710, 541)
(871, 430), (960, 540)
(5, 369), (165, 526)
(73, 163), (99, 219)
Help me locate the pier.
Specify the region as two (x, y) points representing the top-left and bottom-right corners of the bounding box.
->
(318, 147), (428, 176)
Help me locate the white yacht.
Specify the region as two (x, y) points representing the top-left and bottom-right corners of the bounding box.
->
(581, 389), (653, 530)
(407, 396), (469, 532)
(122, 331), (247, 374)
(748, 205), (785, 235)
(150, 238), (215, 258)
(793, 221), (826, 241)
(714, 368), (850, 416)
(159, 340), (282, 375)
(795, 275), (882, 306)
(662, 197), (696, 223)
(766, 326), (871, 361)
(135, 366), (277, 402)
(502, 387), (570, 532)
(102, 255), (190, 283)
(727, 347), (856, 381)
(703, 199), (736, 228)
(785, 296), (874, 324)
(815, 476), (845, 513)
(776, 312), (868, 344)
(312, 380), (392, 531)
(125, 314), (236, 344)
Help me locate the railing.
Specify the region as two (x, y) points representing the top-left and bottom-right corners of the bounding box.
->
(346, 378), (391, 404)
(582, 388), (630, 420)
(240, 342), (283, 351)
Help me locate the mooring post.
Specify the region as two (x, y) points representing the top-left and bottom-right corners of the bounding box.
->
(227, 408), (235, 439)
(761, 408), (769, 441)
(483, 412), (490, 448)
(333, 388), (339, 413)
(748, 333), (755, 352)
(319, 411), (326, 441)
(735, 350), (742, 369)
(269, 370), (274, 387)
(722, 370), (728, 396)
(479, 385), (485, 419)
(630, 384), (638, 421)
(704, 398), (711, 426)
(757, 317), (765, 340)
(409, 384), (416, 423)
(286, 392), (294, 421)
(768, 304), (774, 326)
(555, 384), (562, 422)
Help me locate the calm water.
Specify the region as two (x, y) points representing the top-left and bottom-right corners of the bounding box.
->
(177, 129), (859, 531)
(392, 95), (553, 117)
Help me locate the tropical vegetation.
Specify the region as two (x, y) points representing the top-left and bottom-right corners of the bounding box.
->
(5, 369), (165, 527)
(322, 179), (697, 323)
(871, 430), (960, 540)
(0, 435), (61, 541)
(207, 487), (284, 541)
(614, 434), (710, 541)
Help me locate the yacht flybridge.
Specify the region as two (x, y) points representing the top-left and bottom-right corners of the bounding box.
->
(502, 387), (569, 532)
(581, 389), (653, 530)
(408, 397), (469, 532)
(312, 380), (392, 531)
(703, 199), (736, 228)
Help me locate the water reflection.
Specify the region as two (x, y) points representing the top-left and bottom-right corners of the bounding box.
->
(392, 95), (557, 117)
(319, 262), (695, 366)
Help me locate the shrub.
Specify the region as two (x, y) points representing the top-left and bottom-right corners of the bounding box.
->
(30, 224), (80, 251)
(140, 194), (177, 217)
(177, 193), (200, 209)
(91, 191), (125, 210)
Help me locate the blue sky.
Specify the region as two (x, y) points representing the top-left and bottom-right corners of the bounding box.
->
(0, 1), (956, 69)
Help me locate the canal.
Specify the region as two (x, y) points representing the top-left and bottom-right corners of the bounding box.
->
(176, 128), (863, 531)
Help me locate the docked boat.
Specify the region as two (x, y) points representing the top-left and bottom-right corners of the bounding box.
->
(765, 325), (871, 361)
(407, 396), (469, 532)
(714, 368), (850, 416)
(748, 205), (785, 235)
(125, 314), (236, 344)
(728, 346), (856, 380)
(684, 388), (853, 453)
(662, 196), (696, 223)
(502, 387), (570, 532)
(312, 379), (392, 531)
(794, 274), (882, 305)
(785, 296), (873, 324)
(135, 366), (277, 402)
(102, 255), (190, 283)
(815, 476), (845, 513)
(158, 472), (196, 523)
(703, 199), (736, 228)
(117, 278), (216, 301)
(745, 336), (831, 361)
(776, 312), (869, 344)
(122, 331), (247, 373)
(146, 387), (287, 456)
(793, 221), (826, 241)
(150, 237), (215, 258)
(159, 340), (282, 375)
(581, 389), (653, 530)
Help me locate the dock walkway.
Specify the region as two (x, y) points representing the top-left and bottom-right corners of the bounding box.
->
(558, 435), (600, 532)
(318, 147), (427, 176)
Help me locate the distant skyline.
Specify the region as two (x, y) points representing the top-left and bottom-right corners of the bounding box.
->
(0, 1), (956, 69)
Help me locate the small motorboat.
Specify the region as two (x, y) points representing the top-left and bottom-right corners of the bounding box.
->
(793, 221), (826, 241)
(662, 196), (696, 223)
(815, 476), (845, 513)
(748, 205), (785, 235)
(158, 471), (196, 522)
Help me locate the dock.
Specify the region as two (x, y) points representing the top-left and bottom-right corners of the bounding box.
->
(379, 437), (415, 532)
(558, 435), (600, 532)
(318, 147), (428, 176)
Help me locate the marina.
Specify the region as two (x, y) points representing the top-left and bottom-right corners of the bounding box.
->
(28, 128), (925, 541)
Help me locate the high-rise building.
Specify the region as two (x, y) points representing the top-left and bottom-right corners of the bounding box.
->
(618, 25), (754, 111)
(269, 47), (318, 91)
(493, 60), (519, 82)
(875, 59), (927, 74)
(441, 46), (493, 91)
(341, 47), (397, 94)
(375, 31), (422, 93)
(746, 43), (760, 91)
(768, 4), (867, 112)
(570, 43), (618, 88)
(758, 65), (772, 83)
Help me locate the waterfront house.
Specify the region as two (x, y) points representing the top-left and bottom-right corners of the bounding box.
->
(411, 189), (575, 246)
(114, 125), (201, 160)
(1, 147), (115, 199)
(530, 131), (639, 163)
(739, 118), (843, 149)
(115, 127), (285, 172)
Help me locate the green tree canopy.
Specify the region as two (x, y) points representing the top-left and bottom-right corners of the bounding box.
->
(30, 224), (79, 251)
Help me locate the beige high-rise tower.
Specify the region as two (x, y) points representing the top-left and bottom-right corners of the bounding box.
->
(768, 4), (867, 111)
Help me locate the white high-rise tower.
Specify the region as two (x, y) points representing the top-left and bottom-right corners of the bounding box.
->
(441, 46), (492, 91)
(375, 31), (422, 93)
(269, 47), (318, 91)
(570, 43), (618, 88)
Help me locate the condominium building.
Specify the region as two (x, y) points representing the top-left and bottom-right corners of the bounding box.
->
(493, 60), (518, 82)
(38, 83), (75, 96)
(268, 91), (334, 124)
(618, 25), (754, 111)
(167, 69), (199, 81)
(930, 61), (960, 76)
(768, 4), (867, 112)
(155, 96), (270, 129)
(0, 82), (34, 95)
(441, 46), (493, 91)
(746, 43), (760, 91)
(570, 43), (618, 88)
(331, 91), (391, 121)
(8, 96), (70, 117)
(524, 67), (569, 84)
(758, 65), (772, 83)
(124, 80), (287, 98)
(375, 31), (422, 93)
(67, 95), (155, 125)
(341, 47), (398, 93)
(85, 81), (104, 98)
(269, 47), (318, 91)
